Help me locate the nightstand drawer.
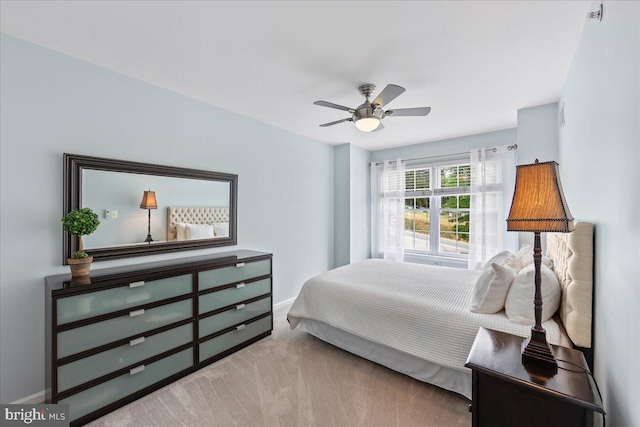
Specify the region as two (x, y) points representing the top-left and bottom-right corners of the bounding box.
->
(199, 315), (271, 361)
(57, 274), (192, 325)
(57, 299), (192, 359)
(60, 348), (193, 422)
(199, 278), (271, 315)
(198, 259), (270, 291)
(199, 296), (271, 338)
(57, 323), (192, 393)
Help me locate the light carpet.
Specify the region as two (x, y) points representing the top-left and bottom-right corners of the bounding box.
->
(89, 304), (470, 427)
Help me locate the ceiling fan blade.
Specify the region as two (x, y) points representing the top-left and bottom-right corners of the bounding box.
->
(319, 118), (353, 127)
(373, 122), (385, 132)
(314, 100), (354, 112)
(372, 84), (406, 107)
(386, 107), (432, 117)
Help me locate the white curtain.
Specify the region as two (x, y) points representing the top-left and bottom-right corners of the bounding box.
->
(371, 159), (406, 261)
(468, 146), (517, 269)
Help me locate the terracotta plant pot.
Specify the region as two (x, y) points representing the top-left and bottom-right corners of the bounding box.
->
(67, 256), (93, 277)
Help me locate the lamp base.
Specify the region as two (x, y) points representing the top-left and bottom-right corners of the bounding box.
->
(522, 328), (558, 376)
(144, 234), (153, 243)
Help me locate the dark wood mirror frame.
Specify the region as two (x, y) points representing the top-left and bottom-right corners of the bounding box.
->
(63, 153), (238, 264)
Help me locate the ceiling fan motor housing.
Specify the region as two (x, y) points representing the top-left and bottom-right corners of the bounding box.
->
(352, 100), (385, 121)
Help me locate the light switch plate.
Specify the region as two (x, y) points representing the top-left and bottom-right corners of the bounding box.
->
(111, 210), (118, 219)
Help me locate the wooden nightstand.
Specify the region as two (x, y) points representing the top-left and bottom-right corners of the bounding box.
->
(465, 327), (604, 427)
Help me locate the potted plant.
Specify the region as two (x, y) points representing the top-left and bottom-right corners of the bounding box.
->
(62, 208), (100, 276)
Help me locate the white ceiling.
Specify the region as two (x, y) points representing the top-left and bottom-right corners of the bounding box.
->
(0, 1), (588, 150)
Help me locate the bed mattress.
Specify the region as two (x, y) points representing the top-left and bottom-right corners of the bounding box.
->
(288, 259), (569, 376)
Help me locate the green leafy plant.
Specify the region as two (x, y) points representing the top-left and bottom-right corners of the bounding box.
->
(72, 250), (89, 259)
(62, 208), (100, 259)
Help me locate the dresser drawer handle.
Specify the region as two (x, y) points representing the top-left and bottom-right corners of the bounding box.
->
(236, 304), (246, 310)
(236, 283), (246, 289)
(236, 324), (246, 331)
(235, 263), (245, 268)
(129, 281), (145, 289)
(129, 337), (146, 346)
(130, 365), (145, 376)
(129, 309), (145, 317)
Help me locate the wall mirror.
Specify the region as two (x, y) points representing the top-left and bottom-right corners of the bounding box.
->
(63, 153), (238, 263)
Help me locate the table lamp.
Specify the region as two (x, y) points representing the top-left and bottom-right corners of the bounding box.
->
(506, 160), (574, 374)
(140, 190), (158, 243)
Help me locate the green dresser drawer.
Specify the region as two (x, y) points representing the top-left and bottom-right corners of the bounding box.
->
(199, 297), (271, 338)
(57, 274), (192, 325)
(199, 278), (271, 315)
(57, 299), (192, 359)
(60, 348), (193, 422)
(198, 259), (270, 291)
(199, 315), (271, 362)
(57, 323), (192, 393)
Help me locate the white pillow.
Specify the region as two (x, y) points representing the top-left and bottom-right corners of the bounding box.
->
(470, 251), (517, 310)
(502, 256), (521, 271)
(469, 263), (518, 314)
(516, 245), (554, 270)
(175, 223), (188, 241)
(505, 263), (561, 325)
(213, 222), (229, 237)
(516, 245), (534, 269)
(185, 224), (214, 240)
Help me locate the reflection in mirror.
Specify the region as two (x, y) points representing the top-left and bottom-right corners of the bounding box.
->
(82, 170), (231, 249)
(63, 153), (237, 263)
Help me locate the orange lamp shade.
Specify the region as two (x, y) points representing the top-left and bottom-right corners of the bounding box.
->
(139, 190), (158, 210)
(506, 160), (574, 233)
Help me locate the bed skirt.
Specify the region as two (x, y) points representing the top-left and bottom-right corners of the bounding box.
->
(297, 318), (472, 400)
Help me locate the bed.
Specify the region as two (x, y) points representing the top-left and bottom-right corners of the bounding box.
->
(287, 222), (594, 399)
(166, 206), (229, 241)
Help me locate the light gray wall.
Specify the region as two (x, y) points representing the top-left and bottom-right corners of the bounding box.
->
(558, 2), (639, 425)
(333, 143), (371, 267)
(516, 102), (559, 164)
(370, 128), (517, 163)
(0, 35), (334, 403)
(348, 144), (370, 262)
(83, 170), (230, 248)
(333, 144), (350, 267)
(516, 102), (560, 248)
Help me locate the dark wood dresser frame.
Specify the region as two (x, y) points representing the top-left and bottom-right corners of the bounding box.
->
(46, 250), (272, 426)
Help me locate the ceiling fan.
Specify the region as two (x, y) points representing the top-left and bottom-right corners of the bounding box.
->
(314, 84), (431, 132)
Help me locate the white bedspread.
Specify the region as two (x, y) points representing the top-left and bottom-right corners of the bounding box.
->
(288, 259), (568, 372)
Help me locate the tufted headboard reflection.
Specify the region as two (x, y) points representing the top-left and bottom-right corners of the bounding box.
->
(546, 222), (594, 349)
(167, 206), (229, 241)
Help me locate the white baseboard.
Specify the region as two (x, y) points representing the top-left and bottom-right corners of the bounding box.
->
(10, 389), (46, 404)
(273, 297), (295, 311)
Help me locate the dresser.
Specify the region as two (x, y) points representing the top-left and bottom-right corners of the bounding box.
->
(465, 327), (605, 427)
(45, 250), (272, 426)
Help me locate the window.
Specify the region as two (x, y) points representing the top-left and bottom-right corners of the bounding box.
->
(372, 146), (515, 265)
(403, 163), (471, 258)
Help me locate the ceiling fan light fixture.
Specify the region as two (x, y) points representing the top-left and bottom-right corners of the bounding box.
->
(355, 117), (380, 132)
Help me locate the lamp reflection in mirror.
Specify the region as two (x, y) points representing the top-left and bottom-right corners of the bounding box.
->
(140, 190), (158, 243)
(506, 159), (574, 375)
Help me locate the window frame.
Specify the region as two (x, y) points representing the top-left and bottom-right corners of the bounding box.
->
(403, 161), (471, 259)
